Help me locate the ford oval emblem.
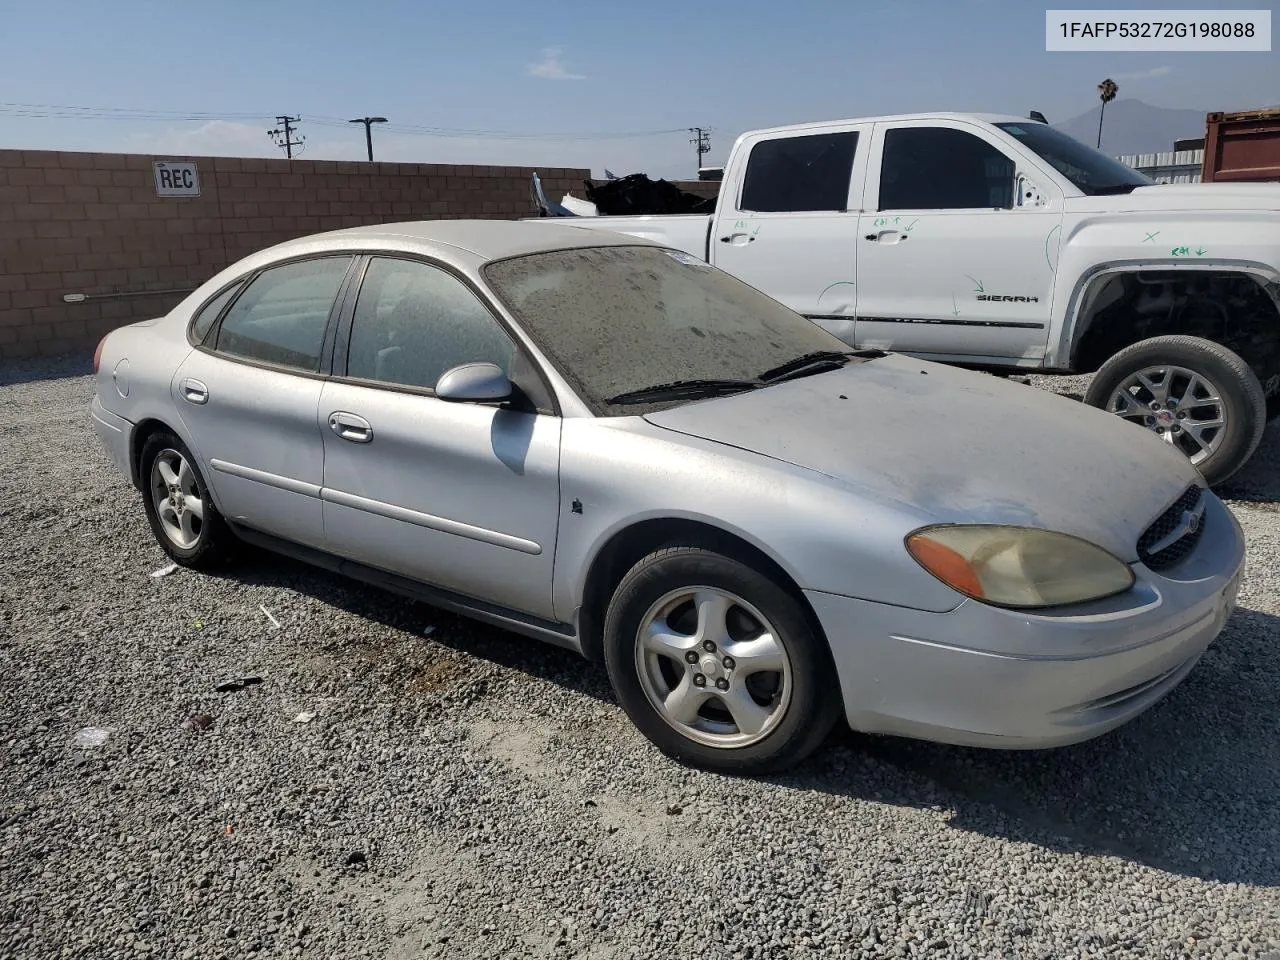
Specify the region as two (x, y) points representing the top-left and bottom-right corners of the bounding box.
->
(1184, 509), (1201, 535)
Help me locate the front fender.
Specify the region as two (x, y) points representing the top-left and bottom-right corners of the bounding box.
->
(1045, 211), (1280, 368)
(551, 419), (964, 624)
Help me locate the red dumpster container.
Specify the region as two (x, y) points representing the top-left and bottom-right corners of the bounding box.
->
(1201, 108), (1280, 183)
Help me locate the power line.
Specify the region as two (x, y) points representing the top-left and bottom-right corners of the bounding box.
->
(348, 116), (387, 161)
(0, 100), (686, 141)
(689, 126), (711, 169)
(306, 117), (686, 141)
(266, 115), (305, 159)
(0, 100), (271, 121)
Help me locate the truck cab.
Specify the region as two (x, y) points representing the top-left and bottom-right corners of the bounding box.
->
(528, 112), (1280, 486)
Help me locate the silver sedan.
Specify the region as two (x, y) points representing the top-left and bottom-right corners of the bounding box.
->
(90, 220), (1245, 773)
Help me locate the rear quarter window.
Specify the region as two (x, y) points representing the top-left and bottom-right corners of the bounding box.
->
(190, 281), (245, 344)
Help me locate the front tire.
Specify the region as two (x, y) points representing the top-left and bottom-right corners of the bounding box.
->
(139, 430), (236, 569)
(602, 545), (841, 774)
(1084, 335), (1267, 487)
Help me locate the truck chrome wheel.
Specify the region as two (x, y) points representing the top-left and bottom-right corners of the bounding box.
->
(1103, 364), (1226, 466)
(634, 586), (793, 749)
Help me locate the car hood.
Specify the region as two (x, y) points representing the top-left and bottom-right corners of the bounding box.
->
(1066, 182), (1280, 214)
(641, 354), (1203, 563)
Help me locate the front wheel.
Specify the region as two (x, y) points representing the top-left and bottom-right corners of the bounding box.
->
(602, 545), (841, 775)
(1084, 335), (1267, 487)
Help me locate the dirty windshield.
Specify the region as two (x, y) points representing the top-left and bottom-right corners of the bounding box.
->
(482, 245), (852, 414)
(996, 122), (1153, 195)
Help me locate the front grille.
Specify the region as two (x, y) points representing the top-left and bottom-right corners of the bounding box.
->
(1137, 484), (1206, 572)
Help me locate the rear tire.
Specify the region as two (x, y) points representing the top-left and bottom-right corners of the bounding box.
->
(139, 430), (237, 569)
(602, 545), (841, 775)
(1084, 335), (1267, 487)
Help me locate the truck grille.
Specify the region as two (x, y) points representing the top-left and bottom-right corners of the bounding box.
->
(1137, 484), (1206, 572)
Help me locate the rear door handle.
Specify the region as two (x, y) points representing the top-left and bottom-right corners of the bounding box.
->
(328, 411), (373, 443)
(180, 378), (208, 404)
(719, 234), (755, 245)
(865, 231), (906, 243)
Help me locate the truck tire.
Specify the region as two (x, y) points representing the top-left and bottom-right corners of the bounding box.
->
(1084, 335), (1266, 487)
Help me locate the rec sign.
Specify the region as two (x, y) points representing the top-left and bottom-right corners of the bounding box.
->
(152, 160), (201, 197)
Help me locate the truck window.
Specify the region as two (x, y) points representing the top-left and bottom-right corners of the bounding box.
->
(879, 127), (1014, 210)
(739, 132), (858, 213)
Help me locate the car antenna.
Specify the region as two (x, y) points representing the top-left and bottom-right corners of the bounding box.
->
(1028, 110), (1048, 124)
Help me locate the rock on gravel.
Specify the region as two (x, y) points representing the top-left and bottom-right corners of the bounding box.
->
(2, 353), (1279, 960)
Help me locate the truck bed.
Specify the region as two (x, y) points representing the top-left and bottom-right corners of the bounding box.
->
(529, 213), (713, 260)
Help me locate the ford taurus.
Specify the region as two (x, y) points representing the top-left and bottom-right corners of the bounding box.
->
(90, 220), (1245, 773)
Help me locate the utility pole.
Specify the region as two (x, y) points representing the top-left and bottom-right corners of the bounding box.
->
(348, 116), (388, 161)
(689, 126), (711, 171)
(267, 115), (305, 159)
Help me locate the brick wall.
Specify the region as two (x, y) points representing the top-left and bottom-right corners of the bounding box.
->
(0, 149), (587, 360)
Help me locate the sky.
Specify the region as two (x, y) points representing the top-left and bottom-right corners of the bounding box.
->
(0, 0), (1276, 179)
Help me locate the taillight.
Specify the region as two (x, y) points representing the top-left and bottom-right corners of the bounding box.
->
(93, 335), (107, 375)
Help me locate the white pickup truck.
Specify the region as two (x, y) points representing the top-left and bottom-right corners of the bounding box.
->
(527, 111), (1280, 485)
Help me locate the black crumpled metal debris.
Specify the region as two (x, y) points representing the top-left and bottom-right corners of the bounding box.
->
(583, 174), (717, 216)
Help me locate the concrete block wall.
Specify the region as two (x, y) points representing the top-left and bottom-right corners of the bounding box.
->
(0, 149), (587, 360)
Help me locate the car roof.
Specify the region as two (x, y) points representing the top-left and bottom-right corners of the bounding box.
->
(741, 111), (1031, 138)
(262, 218), (655, 264)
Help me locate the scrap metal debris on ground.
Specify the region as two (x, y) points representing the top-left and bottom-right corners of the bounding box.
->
(214, 676), (263, 693)
(531, 171), (717, 218)
(71, 727), (111, 749)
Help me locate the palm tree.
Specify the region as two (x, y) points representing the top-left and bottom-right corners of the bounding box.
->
(1096, 78), (1119, 149)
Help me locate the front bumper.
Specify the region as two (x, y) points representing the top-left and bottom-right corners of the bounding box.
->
(90, 395), (134, 485)
(809, 494), (1245, 749)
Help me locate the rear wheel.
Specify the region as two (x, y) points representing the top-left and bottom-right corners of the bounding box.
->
(1084, 335), (1267, 486)
(139, 430), (236, 568)
(602, 545), (840, 774)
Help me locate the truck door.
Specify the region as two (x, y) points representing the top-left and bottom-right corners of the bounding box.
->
(853, 119), (1063, 362)
(710, 124), (872, 346)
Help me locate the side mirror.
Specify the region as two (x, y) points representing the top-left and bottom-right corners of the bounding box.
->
(434, 362), (513, 403)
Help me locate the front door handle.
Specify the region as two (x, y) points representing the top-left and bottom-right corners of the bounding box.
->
(180, 378), (208, 404)
(865, 231), (906, 244)
(328, 411), (373, 443)
(718, 233), (756, 245)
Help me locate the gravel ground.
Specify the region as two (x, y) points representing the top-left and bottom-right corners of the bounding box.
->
(2, 353), (1279, 960)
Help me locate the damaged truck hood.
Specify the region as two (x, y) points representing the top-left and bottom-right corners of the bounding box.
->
(641, 354), (1203, 563)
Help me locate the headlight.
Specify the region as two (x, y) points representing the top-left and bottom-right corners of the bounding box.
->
(905, 525), (1135, 609)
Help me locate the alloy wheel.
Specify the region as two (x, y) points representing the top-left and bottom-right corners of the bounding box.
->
(150, 448), (205, 549)
(634, 586), (793, 749)
(1104, 364), (1226, 465)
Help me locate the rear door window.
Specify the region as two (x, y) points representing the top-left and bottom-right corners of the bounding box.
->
(213, 256), (353, 371)
(740, 132), (859, 212)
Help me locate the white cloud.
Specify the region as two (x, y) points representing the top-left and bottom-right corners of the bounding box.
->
(123, 120), (282, 158)
(1112, 65), (1173, 81)
(528, 47), (586, 81)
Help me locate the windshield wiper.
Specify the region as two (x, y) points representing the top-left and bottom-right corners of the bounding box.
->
(606, 378), (760, 405)
(1088, 184), (1142, 195)
(757, 350), (855, 384)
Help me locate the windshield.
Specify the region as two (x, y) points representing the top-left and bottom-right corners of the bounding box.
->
(482, 245), (851, 415)
(995, 122), (1154, 195)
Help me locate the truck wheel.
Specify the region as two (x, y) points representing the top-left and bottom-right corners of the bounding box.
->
(1084, 335), (1266, 486)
